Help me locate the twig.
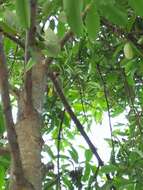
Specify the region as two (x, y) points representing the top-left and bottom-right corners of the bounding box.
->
(118, 62), (142, 133)
(101, 18), (143, 52)
(48, 72), (104, 166)
(0, 27), (24, 49)
(44, 4), (121, 188)
(87, 166), (100, 188)
(76, 78), (88, 123)
(57, 110), (65, 190)
(48, 72), (117, 189)
(96, 63), (115, 160)
(24, 0), (37, 112)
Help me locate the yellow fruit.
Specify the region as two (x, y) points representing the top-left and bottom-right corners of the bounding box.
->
(123, 42), (134, 60)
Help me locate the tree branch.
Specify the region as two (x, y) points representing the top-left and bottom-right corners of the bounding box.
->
(57, 110), (65, 190)
(49, 72), (117, 189)
(48, 72), (104, 166)
(24, 0), (37, 113)
(0, 27), (24, 49)
(101, 18), (143, 52)
(0, 33), (25, 184)
(96, 63), (115, 160)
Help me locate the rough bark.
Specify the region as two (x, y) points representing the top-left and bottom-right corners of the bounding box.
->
(15, 111), (42, 190)
(9, 0), (46, 188)
(9, 52), (46, 190)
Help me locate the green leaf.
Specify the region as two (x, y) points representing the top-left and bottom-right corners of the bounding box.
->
(57, 22), (66, 38)
(63, 0), (83, 36)
(68, 146), (78, 163)
(85, 149), (93, 162)
(0, 21), (17, 35)
(0, 166), (5, 188)
(43, 145), (54, 159)
(16, 0), (30, 29)
(73, 103), (83, 112)
(100, 4), (128, 27)
(63, 112), (70, 127)
(62, 176), (73, 189)
(132, 148), (143, 158)
(82, 163), (91, 181)
(44, 178), (57, 189)
(100, 164), (118, 174)
(96, 0), (115, 6)
(113, 178), (134, 188)
(25, 58), (36, 72)
(128, 0), (143, 17)
(85, 3), (100, 41)
(44, 28), (60, 57)
(3, 11), (20, 31)
(0, 155), (10, 168)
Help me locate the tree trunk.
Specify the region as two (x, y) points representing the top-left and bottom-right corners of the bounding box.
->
(10, 110), (42, 190)
(9, 58), (46, 190)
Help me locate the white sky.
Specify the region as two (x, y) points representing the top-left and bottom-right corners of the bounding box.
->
(42, 112), (128, 165)
(12, 105), (127, 163)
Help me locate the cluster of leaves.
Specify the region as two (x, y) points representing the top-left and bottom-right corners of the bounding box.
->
(1, 0), (143, 189)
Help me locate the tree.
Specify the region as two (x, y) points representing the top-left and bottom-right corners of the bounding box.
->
(0, 0), (143, 189)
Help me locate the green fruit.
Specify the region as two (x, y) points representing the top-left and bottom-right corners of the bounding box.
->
(123, 42), (134, 59)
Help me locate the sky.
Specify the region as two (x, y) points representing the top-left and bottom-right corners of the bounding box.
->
(41, 112), (128, 165)
(12, 104), (128, 164)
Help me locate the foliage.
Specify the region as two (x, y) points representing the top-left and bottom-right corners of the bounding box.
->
(0, 0), (143, 189)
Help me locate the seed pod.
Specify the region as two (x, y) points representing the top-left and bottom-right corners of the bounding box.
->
(123, 42), (134, 59)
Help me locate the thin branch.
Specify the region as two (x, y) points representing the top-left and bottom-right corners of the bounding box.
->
(60, 31), (74, 48)
(0, 33), (25, 184)
(48, 72), (104, 166)
(87, 166), (100, 188)
(118, 62), (142, 133)
(99, 19), (143, 132)
(0, 27), (24, 49)
(101, 18), (143, 52)
(57, 110), (65, 190)
(76, 78), (88, 123)
(96, 64), (115, 160)
(48, 73), (117, 189)
(24, 0), (37, 112)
